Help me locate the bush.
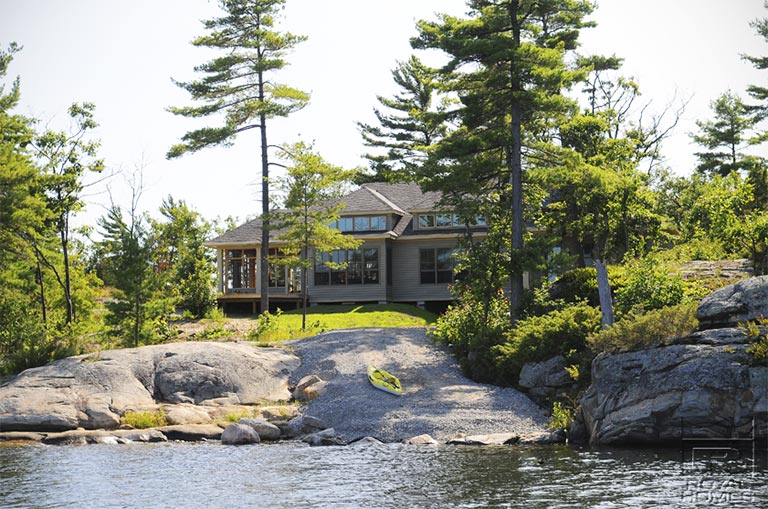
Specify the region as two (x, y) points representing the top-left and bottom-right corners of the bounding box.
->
(429, 292), (510, 383)
(0, 296), (75, 375)
(493, 304), (602, 386)
(587, 302), (699, 355)
(548, 267), (623, 308)
(614, 257), (685, 316)
(743, 318), (768, 366)
(122, 409), (167, 429)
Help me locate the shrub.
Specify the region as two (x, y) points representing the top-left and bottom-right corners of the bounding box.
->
(0, 295), (75, 375)
(247, 309), (283, 340)
(122, 409), (167, 429)
(548, 267), (624, 308)
(549, 401), (574, 431)
(493, 304), (602, 386)
(587, 302), (699, 355)
(743, 318), (768, 366)
(429, 291), (510, 383)
(614, 257), (685, 316)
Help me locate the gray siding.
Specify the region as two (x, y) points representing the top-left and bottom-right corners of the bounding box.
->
(389, 238), (459, 302)
(308, 240), (388, 303)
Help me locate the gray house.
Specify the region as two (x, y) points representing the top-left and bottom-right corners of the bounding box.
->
(206, 182), (488, 313)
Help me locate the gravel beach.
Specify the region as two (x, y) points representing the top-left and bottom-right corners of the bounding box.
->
(288, 327), (549, 442)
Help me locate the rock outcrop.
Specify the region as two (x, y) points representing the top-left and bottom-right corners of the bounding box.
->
(0, 342), (299, 432)
(576, 276), (768, 446)
(518, 355), (574, 405)
(696, 274), (768, 330)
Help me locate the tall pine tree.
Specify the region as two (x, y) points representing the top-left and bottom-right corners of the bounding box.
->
(168, 0), (309, 313)
(412, 0), (595, 324)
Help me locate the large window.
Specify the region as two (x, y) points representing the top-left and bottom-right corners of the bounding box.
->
(420, 248), (458, 284)
(417, 214), (486, 229)
(330, 216), (387, 232)
(315, 248), (379, 285)
(268, 248), (288, 289)
(225, 249), (257, 291)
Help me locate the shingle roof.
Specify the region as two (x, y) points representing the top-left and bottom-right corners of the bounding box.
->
(205, 182), (447, 247)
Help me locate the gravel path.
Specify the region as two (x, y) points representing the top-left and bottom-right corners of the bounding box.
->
(288, 327), (548, 442)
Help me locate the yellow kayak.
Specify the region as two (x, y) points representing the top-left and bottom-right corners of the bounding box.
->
(367, 366), (403, 396)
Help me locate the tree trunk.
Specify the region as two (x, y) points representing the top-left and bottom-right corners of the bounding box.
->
(594, 250), (614, 329)
(60, 224), (74, 324)
(507, 0), (524, 327)
(35, 261), (47, 326)
(258, 67), (270, 315)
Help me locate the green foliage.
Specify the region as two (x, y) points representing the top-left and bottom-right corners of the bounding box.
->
(151, 196), (216, 318)
(614, 257), (685, 316)
(197, 325), (232, 340)
(357, 55), (448, 183)
(429, 292), (511, 383)
(690, 91), (760, 178)
(122, 409), (167, 429)
(587, 302), (699, 355)
(167, 0), (309, 157)
(549, 400), (574, 431)
(246, 309), (283, 340)
(0, 294), (54, 375)
(494, 304), (602, 386)
(743, 318), (768, 366)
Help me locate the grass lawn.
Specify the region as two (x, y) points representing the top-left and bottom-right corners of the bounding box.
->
(189, 303), (439, 344)
(254, 303), (438, 343)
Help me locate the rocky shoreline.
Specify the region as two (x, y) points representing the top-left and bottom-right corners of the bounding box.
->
(2, 276), (766, 449)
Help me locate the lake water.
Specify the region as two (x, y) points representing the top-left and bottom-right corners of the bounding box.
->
(0, 441), (766, 508)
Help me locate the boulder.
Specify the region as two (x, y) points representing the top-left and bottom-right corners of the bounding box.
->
(447, 433), (519, 446)
(349, 436), (385, 446)
(0, 431), (45, 442)
(158, 424), (224, 441)
(302, 427), (345, 446)
(696, 275), (768, 329)
(518, 355), (573, 404)
(518, 430), (566, 445)
(221, 423), (260, 445)
(281, 414), (328, 437)
(0, 342), (299, 432)
(162, 404), (213, 425)
(577, 326), (766, 445)
(402, 434), (438, 445)
(292, 375), (325, 402)
(239, 418), (281, 441)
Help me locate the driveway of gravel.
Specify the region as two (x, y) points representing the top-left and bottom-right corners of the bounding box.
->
(288, 327), (548, 442)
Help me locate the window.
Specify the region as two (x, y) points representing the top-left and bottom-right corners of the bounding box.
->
(420, 248), (458, 284)
(315, 248), (380, 286)
(225, 249), (257, 290)
(418, 213), (487, 229)
(331, 216), (387, 232)
(268, 248), (287, 289)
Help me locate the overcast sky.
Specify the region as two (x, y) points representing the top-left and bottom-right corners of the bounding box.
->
(2, 0), (767, 229)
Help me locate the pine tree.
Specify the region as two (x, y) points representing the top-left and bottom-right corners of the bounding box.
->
(168, 0), (309, 313)
(412, 0), (595, 324)
(690, 91), (759, 178)
(357, 56), (448, 183)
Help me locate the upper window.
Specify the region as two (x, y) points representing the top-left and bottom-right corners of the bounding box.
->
(330, 216), (387, 232)
(417, 214), (486, 229)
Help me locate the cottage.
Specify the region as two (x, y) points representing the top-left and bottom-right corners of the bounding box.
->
(205, 182), (488, 313)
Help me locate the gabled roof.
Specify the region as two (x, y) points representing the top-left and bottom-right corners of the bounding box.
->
(205, 182), (449, 247)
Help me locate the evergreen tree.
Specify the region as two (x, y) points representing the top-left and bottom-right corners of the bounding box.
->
(690, 91), (760, 178)
(274, 143), (361, 329)
(743, 6), (768, 125)
(412, 0), (595, 324)
(357, 56), (448, 183)
(168, 0), (309, 314)
(150, 196), (216, 318)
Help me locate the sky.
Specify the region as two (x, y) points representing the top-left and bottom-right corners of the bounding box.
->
(1, 0), (767, 230)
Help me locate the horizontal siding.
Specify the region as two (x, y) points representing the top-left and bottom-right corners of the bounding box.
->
(390, 239), (458, 302)
(308, 240), (387, 303)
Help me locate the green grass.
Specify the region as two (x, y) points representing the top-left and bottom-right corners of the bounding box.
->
(122, 409), (167, 429)
(248, 303), (437, 343)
